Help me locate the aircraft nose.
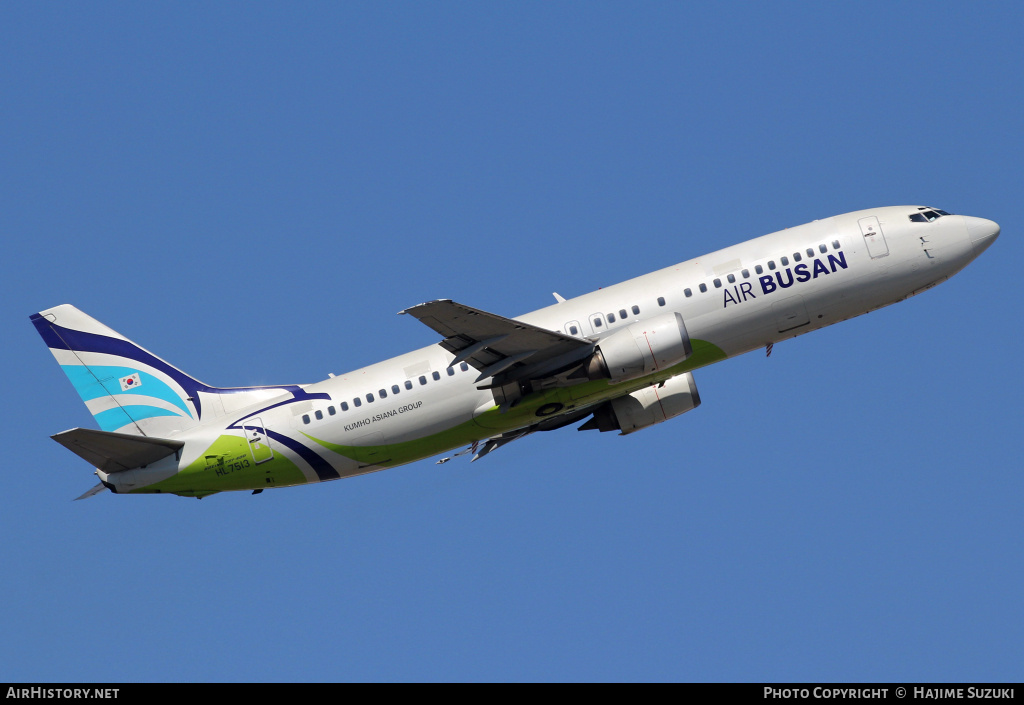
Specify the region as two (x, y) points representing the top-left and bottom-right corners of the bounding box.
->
(964, 216), (1000, 255)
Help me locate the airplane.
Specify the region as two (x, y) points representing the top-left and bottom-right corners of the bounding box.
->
(32, 205), (999, 500)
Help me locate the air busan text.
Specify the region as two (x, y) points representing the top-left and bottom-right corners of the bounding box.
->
(724, 250), (848, 308)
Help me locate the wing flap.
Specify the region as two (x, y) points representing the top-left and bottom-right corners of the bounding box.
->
(52, 427), (184, 473)
(74, 482), (109, 501)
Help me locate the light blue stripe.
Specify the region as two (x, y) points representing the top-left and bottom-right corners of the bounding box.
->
(60, 365), (192, 417)
(93, 405), (183, 432)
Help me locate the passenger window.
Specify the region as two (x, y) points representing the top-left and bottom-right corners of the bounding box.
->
(657, 297), (666, 306)
(619, 309), (627, 319)
(354, 398), (362, 408)
(793, 253), (801, 262)
(684, 288), (692, 297)
(631, 305), (640, 315)
(755, 265), (763, 275)
(727, 274), (735, 283)
(366, 393), (374, 403)
(569, 325), (579, 335)
(593, 317), (603, 328)
(302, 414), (310, 424)
(405, 380), (413, 390)
(419, 375), (427, 386)
(781, 256), (789, 266)
(819, 244), (827, 253)
(315, 410), (323, 420)
(713, 278), (721, 288)
(832, 240), (840, 249)
(379, 389), (387, 399)
(806, 248), (814, 258)
(341, 402), (349, 411)
(446, 368), (454, 377)
(742, 269), (749, 278)
(607, 313), (615, 324)
(460, 362), (469, 372)
(393, 384), (402, 392)
(432, 371), (440, 381)
(328, 406), (336, 416)
(699, 283), (707, 293)
(768, 261), (776, 270)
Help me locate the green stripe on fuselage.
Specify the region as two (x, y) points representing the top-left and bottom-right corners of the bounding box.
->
(134, 340), (727, 495)
(303, 417), (485, 467)
(305, 339), (726, 466)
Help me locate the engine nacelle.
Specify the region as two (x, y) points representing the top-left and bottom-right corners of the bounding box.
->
(582, 372), (701, 435)
(585, 311), (692, 383)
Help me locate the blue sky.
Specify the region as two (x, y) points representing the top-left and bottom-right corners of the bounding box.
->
(2, 2), (1021, 682)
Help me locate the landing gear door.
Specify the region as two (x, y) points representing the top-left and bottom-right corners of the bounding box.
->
(859, 216), (889, 259)
(243, 417), (274, 465)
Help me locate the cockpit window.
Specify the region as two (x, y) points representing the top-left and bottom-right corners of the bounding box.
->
(909, 208), (948, 223)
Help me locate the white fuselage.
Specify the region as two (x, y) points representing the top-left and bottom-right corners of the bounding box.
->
(102, 206), (999, 494)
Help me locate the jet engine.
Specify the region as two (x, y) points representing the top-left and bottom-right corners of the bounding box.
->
(584, 312), (692, 384)
(579, 372), (701, 435)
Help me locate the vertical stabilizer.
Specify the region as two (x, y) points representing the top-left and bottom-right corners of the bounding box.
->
(31, 305), (209, 436)
(32, 305), (310, 438)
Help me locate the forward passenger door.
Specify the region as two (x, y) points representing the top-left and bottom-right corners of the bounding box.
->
(859, 216), (889, 259)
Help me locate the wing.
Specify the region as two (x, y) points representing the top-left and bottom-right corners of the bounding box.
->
(400, 300), (594, 388)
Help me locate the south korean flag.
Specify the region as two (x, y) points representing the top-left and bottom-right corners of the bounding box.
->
(119, 373), (142, 392)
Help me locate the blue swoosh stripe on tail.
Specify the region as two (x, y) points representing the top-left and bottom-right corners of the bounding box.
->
(94, 406), (182, 432)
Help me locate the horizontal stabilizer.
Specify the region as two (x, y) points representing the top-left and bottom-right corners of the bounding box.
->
(52, 428), (184, 473)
